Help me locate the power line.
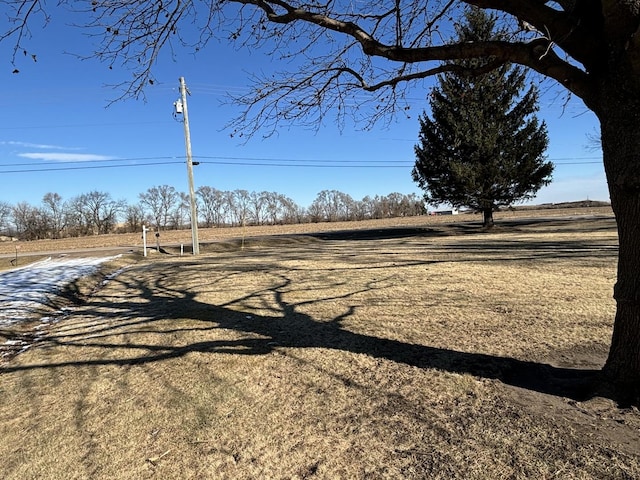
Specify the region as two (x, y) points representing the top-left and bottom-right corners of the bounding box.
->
(550, 156), (602, 160)
(0, 161), (183, 173)
(197, 161), (413, 168)
(1, 153), (603, 167)
(0, 153), (603, 174)
(0, 121), (172, 131)
(0, 161), (413, 174)
(195, 155), (411, 164)
(553, 161), (602, 165)
(0, 154), (414, 171)
(0, 156), (180, 167)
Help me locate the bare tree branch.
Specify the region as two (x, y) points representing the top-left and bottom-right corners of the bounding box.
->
(225, 0), (595, 122)
(1, 0), (48, 68)
(0, 0), (605, 132)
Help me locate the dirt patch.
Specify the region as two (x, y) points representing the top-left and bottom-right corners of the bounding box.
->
(1, 211), (637, 479)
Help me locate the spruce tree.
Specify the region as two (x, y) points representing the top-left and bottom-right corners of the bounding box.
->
(412, 8), (553, 228)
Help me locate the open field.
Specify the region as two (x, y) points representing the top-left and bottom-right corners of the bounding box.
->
(0, 205), (614, 258)
(2, 208), (640, 479)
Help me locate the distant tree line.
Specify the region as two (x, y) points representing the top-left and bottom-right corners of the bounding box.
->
(0, 186), (425, 240)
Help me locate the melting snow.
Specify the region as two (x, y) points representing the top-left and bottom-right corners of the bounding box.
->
(0, 255), (121, 327)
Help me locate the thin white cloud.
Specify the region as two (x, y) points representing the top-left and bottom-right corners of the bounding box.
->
(0, 141), (79, 150)
(18, 152), (116, 162)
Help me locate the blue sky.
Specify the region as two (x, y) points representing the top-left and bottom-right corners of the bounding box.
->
(0, 6), (607, 210)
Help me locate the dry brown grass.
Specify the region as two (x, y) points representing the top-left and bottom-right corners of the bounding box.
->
(0, 205), (613, 256)
(2, 209), (639, 479)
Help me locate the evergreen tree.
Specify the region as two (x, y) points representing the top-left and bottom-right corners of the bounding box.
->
(412, 8), (553, 228)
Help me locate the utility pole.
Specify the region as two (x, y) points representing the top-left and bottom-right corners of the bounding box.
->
(177, 76), (200, 255)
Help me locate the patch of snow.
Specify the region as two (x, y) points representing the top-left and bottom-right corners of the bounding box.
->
(0, 255), (121, 327)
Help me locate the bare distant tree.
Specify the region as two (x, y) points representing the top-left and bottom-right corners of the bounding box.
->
(220, 191), (236, 226)
(41, 192), (66, 239)
(12, 202), (47, 240)
(277, 194), (305, 224)
(307, 200), (323, 223)
(404, 193), (426, 217)
(197, 186), (228, 227)
(76, 191), (124, 235)
(171, 192), (191, 229)
(310, 190), (355, 222)
(123, 203), (148, 233)
(249, 191), (267, 226)
(65, 197), (89, 237)
(0, 201), (12, 236)
(350, 199), (366, 221)
(228, 189), (251, 227)
(263, 191), (281, 225)
(139, 185), (178, 230)
(309, 191), (334, 222)
(358, 196), (376, 220)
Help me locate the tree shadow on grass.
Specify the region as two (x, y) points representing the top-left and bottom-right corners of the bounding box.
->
(211, 215), (618, 266)
(0, 270), (604, 404)
(301, 215), (617, 242)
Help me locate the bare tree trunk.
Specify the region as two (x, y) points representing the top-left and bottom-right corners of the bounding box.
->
(600, 80), (640, 401)
(482, 208), (494, 228)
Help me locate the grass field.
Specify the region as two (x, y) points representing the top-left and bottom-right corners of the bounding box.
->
(1, 209), (639, 479)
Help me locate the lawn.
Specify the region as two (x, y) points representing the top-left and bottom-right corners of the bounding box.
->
(1, 210), (639, 479)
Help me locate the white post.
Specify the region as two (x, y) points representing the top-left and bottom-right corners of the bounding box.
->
(142, 225), (149, 257)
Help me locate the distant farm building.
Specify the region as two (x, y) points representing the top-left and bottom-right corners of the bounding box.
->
(429, 208), (459, 216)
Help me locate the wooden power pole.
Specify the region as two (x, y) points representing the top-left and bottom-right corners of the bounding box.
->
(178, 76), (200, 255)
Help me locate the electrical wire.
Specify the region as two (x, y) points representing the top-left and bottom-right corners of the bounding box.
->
(0, 153), (603, 174)
(195, 155), (411, 164)
(0, 121), (172, 131)
(196, 161), (412, 168)
(0, 156), (180, 167)
(0, 161), (183, 173)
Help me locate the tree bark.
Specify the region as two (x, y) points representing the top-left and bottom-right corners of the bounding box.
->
(482, 208), (494, 228)
(599, 73), (640, 400)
